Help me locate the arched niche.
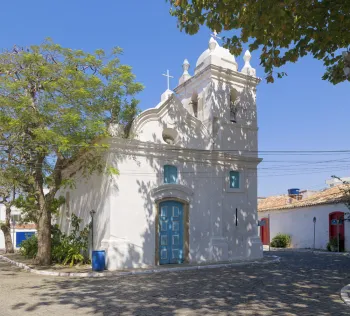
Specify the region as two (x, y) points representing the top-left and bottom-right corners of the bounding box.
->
(229, 88), (239, 123)
(189, 91), (199, 118)
(162, 127), (178, 145)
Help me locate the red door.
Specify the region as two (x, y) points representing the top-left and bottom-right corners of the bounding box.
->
(329, 211), (345, 251)
(260, 217), (270, 245)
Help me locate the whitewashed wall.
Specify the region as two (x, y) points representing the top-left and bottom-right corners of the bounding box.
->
(57, 171), (112, 255)
(259, 203), (350, 250)
(57, 142), (262, 270)
(0, 230), (3, 249)
(0, 228), (36, 249)
(0, 205), (31, 249)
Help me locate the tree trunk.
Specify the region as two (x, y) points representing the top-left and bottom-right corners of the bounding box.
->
(0, 205), (14, 253)
(32, 152), (63, 266)
(35, 206), (51, 265)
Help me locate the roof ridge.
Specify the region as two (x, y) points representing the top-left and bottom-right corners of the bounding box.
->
(258, 185), (348, 212)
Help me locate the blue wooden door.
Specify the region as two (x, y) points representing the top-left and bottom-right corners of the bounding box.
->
(159, 201), (184, 265)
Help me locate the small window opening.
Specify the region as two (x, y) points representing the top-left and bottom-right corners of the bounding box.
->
(230, 90), (238, 123)
(190, 92), (198, 118)
(163, 134), (175, 145)
(229, 171), (240, 189)
(164, 165), (178, 184)
(162, 128), (177, 145)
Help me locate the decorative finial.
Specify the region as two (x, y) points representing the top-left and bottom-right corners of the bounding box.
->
(243, 50), (251, 63)
(162, 69), (174, 90)
(209, 37), (217, 51)
(211, 30), (221, 41)
(179, 59), (191, 85)
(241, 50), (256, 77)
(183, 59), (190, 72)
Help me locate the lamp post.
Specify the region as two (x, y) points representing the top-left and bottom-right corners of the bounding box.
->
(337, 217), (340, 253)
(313, 216), (316, 251)
(268, 214), (271, 252)
(90, 210), (96, 253)
(11, 219), (16, 249)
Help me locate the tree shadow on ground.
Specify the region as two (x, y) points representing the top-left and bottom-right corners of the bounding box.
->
(10, 252), (350, 315)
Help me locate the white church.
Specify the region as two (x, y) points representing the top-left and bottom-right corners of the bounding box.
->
(58, 35), (263, 270)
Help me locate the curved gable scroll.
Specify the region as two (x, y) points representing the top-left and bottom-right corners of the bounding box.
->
(131, 94), (212, 149)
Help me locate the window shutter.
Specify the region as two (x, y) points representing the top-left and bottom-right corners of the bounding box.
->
(164, 165), (178, 184)
(229, 171), (240, 189)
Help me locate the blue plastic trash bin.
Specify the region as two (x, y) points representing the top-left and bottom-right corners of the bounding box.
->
(92, 250), (105, 272)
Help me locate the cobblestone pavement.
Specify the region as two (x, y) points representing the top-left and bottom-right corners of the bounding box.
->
(0, 252), (350, 316)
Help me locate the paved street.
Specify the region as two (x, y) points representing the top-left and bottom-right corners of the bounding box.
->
(0, 252), (350, 316)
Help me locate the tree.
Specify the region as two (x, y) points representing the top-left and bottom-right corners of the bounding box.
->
(331, 175), (350, 211)
(168, 0), (350, 84)
(0, 174), (16, 254)
(0, 140), (25, 253)
(0, 40), (143, 265)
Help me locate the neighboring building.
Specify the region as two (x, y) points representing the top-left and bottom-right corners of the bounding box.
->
(0, 205), (36, 249)
(258, 186), (350, 250)
(326, 176), (350, 188)
(57, 35), (263, 270)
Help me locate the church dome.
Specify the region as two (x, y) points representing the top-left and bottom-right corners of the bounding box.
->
(195, 37), (238, 73)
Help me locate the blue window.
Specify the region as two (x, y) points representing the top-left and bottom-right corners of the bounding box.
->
(164, 165), (178, 184)
(229, 171), (240, 189)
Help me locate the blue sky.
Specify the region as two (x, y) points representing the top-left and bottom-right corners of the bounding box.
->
(1, 0), (349, 196)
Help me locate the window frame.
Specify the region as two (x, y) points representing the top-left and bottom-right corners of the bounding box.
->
(163, 165), (178, 184)
(229, 171), (240, 189)
(224, 169), (245, 193)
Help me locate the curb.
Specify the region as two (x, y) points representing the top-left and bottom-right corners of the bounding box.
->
(0, 254), (280, 278)
(341, 284), (350, 306)
(264, 248), (350, 256)
(313, 251), (350, 256)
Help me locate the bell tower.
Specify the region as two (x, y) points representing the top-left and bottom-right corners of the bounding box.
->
(174, 34), (260, 154)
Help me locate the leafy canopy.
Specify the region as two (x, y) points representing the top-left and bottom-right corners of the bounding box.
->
(0, 39), (143, 221)
(168, 0), (350, 84)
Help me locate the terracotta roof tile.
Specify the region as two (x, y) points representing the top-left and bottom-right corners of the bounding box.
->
(14, 223), (36, 229)
(258, 185), (349, 212)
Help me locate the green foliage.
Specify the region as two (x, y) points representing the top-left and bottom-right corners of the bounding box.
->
(331, 175), (350, 211)
(168, 0), (350, 84)
(19, 215), (91, 266)
(0, 39), (143, 264)
(270, 233), (291, 248)
(326, 236), (344, 252)
(51, 214), (91, 266)
(327, 237), (339, 252)
(19, 234), (38, 258)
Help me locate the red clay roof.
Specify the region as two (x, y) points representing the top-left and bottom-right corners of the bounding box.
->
(14, 223), (36, 229)
(258, 185), (349, 212)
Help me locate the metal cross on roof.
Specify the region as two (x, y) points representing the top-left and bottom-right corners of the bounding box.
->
(211, 30), (222, 40)
(162, 69), (174, 90)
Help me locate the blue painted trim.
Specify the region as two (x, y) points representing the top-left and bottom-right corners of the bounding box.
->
(159, 201), (184, 265)
(229, 171), (240, 188)
(164, 165), (178, 184)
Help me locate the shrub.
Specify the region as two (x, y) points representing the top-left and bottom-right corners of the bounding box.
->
(270, 233), (291, 248)
(19, 214), (90, 266)
(51, 214), (91, 266)
(327, 237), (339, 252)
(19, 234), (38, 259)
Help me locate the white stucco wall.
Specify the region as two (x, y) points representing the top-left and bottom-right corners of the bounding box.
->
(57, 171), (112, 255)
(259, 203), (350, 250)
(106, 147), (261, 269)
(0, 205), (32, 249)
(57, 140), (262, 270)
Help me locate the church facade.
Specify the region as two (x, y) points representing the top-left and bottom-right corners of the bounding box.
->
(58, 36), (263, 270)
